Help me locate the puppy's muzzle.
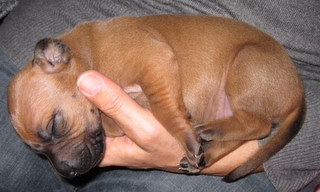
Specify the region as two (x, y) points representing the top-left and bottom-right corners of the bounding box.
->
(45, 129), (105, 178)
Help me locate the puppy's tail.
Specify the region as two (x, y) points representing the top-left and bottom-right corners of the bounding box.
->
(224, 99), (305, 182)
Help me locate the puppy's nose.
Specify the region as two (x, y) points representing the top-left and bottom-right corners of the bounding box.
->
(49, 148), (91, 178)
(53, 160), (80, 178)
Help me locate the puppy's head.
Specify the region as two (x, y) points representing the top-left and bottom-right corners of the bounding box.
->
(7, 38), (105, 178)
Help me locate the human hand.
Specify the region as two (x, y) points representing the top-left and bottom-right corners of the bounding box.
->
(77, 70), (262, 175)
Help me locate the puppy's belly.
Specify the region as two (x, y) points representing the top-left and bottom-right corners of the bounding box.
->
(193, 89), (233, 123)
(214, 91), (233, 120)
(124, 84), (233, 123)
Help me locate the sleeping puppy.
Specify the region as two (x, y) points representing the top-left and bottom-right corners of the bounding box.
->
(7, 15), (304, 181)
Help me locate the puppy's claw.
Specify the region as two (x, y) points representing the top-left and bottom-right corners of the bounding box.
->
(197, 152), (206, 168)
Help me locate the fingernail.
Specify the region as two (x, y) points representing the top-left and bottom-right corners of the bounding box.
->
(77, 73), (105, 96)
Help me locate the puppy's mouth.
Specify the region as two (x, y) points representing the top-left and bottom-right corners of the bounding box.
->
(48, 129), (105, 179)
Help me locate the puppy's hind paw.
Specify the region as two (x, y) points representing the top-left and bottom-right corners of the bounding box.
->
(194, 123), (219, 142)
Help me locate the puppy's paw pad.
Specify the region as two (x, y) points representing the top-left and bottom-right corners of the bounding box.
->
(178, 146), (205, 174)
(179, 156), (201, 174)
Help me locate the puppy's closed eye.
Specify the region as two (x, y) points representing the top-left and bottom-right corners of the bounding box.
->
(38, 110), (66, 142)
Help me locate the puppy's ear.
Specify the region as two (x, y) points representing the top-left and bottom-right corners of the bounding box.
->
(32, 38), (71, 73)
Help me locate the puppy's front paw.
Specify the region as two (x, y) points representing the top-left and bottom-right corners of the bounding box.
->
(178, 146), (205, 174)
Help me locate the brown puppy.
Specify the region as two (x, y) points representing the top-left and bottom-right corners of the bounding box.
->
(7, 15), (304, 181)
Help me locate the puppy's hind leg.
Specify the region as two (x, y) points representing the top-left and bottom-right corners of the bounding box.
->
(195, 110), (272, 142)
(196, 42), (304, 180)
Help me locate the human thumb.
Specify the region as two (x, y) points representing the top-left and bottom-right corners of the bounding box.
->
(76, 70), (159, 146)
